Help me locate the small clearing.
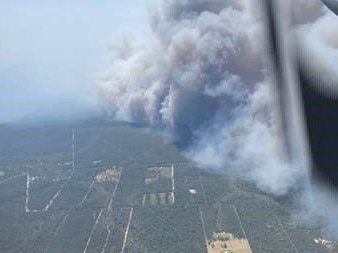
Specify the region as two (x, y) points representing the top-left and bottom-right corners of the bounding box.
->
(207, 232), (253, 253)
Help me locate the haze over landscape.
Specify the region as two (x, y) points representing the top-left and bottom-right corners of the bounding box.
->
(0, 0), (150, 123)
(1, 0), (338, 252)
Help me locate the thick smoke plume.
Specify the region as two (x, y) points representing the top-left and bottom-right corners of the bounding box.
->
(98, 0), (338, 236)
(99, 0), (288, 193)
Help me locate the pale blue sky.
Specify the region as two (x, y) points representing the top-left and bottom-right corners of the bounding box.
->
(0, 0), (151, 123)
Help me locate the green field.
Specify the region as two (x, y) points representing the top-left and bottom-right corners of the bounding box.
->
(0, 120), (335, 253)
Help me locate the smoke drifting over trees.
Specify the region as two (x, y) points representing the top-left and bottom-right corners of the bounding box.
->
(98, 0), (338, 237)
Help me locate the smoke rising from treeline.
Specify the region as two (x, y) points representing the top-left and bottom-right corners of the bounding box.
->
(98, 0), (338, 237)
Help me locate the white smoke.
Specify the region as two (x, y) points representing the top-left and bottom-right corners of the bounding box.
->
(98, 0), (338, 236)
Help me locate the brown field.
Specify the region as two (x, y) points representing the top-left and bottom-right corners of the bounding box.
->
(145, 166), (172, 185)
(95, 166), (122, 183)
(207, 232), (253, 253)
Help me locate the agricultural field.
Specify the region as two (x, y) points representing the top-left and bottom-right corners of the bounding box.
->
(144, 166), (173, 194)
(0, 120), (336, 253)
(206, 231), (252, 253)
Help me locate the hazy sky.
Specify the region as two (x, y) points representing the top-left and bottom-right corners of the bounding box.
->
(0, 0), (151, 123)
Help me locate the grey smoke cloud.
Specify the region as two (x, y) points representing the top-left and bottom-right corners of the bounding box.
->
(99, 0), (338, 236)
(99, 0), (287, 193)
